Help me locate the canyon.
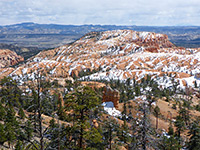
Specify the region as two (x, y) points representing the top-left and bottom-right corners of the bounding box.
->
(0, 29), (198, 91)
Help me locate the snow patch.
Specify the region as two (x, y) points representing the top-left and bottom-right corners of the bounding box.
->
(102, 102), (121, 117)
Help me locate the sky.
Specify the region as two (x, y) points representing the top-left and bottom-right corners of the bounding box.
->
(0, 0), (200, 26)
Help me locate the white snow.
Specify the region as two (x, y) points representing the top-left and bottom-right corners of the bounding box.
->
(102, 102), (122, 117)
(22, 68), (28, 74)
(132, 32), (138, 40)
(163, 131), (170, 138)
(139, 32), (150, 40)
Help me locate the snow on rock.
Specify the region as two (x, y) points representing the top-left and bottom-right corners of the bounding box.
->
(0, 29), (200, 91)
(102, 102), (122, 117)
(162, 131), (170, 139)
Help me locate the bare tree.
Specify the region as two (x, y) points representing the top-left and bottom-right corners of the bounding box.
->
(136, 102), (155, 150)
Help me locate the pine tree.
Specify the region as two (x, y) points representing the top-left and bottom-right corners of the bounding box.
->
(118, 93), (131, 146)
(135, 85), (141, 96)
(84, 127), (103, 149)
(15, 140), (24, 150)
(128, 119), (137, 150)
(179, 107), (190, 126)
(117, 120), (130, 146)
(158, 134), (180, 150)
(24, 70), (53, 150)
(18, 107), (25, 120)
(136, 102), (155, 150)
(0, 76), (22, 107)
(174, 115), (185, 147)
(0, 123), (6, 145)
(187, 120), (200, 150)
(157, 123), (180, 150)
(5, 122), (17, 148)
(0, 102), (6, 120)
(154, 105), (160, 129)
(46, 119), (75, 150)
(5, 105), (19, 128)
(102, 117), (119, 150)
(65, 86), (101, 149)
(24, 120), (33, 141)
(194, 80), (198, 88)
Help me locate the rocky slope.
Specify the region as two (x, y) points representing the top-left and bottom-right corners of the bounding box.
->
(0, 49), (24, 68)
(1, 30), (200, 89)
(0, 43), (41, 60)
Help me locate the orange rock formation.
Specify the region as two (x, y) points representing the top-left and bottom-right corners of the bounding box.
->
(102, 86), (120, 109)
(0, 49), (24, 68)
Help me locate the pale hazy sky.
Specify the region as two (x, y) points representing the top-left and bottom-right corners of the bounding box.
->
(0, 0), (200, 26)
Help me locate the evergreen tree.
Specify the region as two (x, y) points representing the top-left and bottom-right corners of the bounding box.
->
(158, 134), (180, 150)
(135, 85), (141, 96)
(0, 123), (6, 145)
(0, 102), (6, 120)
(194, 80), (198, 88)
(24, 70), (54, 150)
(168, 123), (174, 136)
(24, 120), (33, 141)
(0, 76), (22, 107)
(117, 120), (130, 146)
(102, 117), (119, 150)
(85, 127), (103, 149)
(65, 86), (101, 149)
(46, 119), (73, 150)
(158, 123), (180, 150)
(187, 120), (200, 150)
(18, 107), (25, 120)
(179, 107), (190, 126)
(5, 122), (17, 148)
(136, 102), (154, 150)
(174, 115), (185, 147)
(128, 118), (137, 150)
(154, 105), (160, 129)
(118, 93), (131, 146)
(15, 140), (24, 150)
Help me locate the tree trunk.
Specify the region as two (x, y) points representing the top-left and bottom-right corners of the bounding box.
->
(142, 106), (147, 150)
(79, 109), (84, 149)
(38, 82), (44, 150)
(109, 126), (112, 150)
(156, 114), (158, 129)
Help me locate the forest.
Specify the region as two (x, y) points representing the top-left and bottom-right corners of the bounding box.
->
(0, 71), (200, 150)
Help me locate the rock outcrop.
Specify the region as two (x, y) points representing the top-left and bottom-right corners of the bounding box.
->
(102, 86), (120, 109)
(0, 49), (24, 68)
(195, 73), (200, 78)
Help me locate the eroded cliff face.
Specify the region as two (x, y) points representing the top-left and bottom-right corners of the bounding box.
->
(0, 30), (199, 89)
(0, 49), (24, 68)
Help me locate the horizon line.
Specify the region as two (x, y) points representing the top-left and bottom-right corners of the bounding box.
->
(1, 22), (200, 27)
